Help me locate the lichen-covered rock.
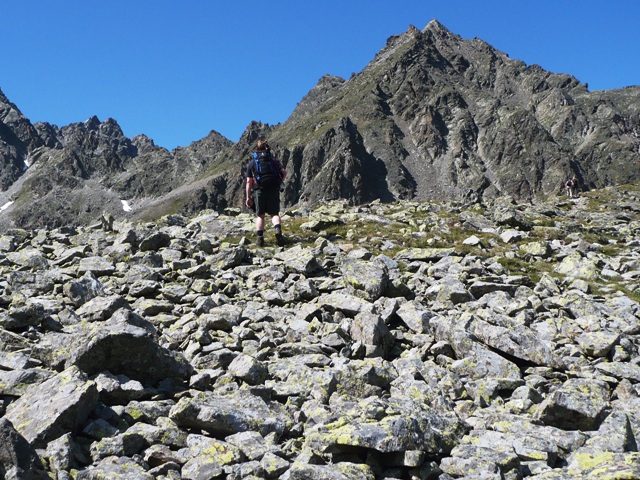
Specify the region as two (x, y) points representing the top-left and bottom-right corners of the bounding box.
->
(349, 312), (394, 358)
(305, 390), (467, 455)
(4, 366), (98, 447)
(0, 368), (54, 396)
(76, 456), (154, 480)
(169, 390), (287, 438)
(63, 271), (106, 307)
(1, 299), (47, 331)
(317, 292), (373, 315)
(261, 451), (290, 478)
(38, 308), (193, 384)
(275, 245), (321, 274)
(74, 295), (130, 322)
(595, 361), (640, 383)
(225, 431), (281, 461)
(555, 252), (600, 280)
(0, 418), (50, 480)
(467, 317), (559, 368)
(208, 246), (247, 269)
(285, 461), (376, 480)
(395, 300), (434, 333)
(576, 331), (620, 357)
(339, 258), (388, 301)
(519, 240), (551, 259)
(565, 451), (640, 479)
(535, 378), (611, 431)
(0, 184), (639, 480)
(267, 360), (337, 403)
(228, 354), (268, 385)
(439, 443), (521, 479)
(77, 256), (115, 277)
(394, 247), (455, 263)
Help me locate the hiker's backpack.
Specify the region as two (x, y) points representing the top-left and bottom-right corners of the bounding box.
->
(252, 150), (280, 189)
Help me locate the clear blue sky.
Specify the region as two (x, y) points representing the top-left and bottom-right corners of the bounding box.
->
(3, 1), (638, 150)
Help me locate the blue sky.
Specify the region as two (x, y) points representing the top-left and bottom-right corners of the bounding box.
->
(3, 1), (638, 150)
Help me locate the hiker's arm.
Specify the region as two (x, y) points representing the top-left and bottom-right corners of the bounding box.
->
(276, 159), (286, 180)
(246, 178), (254, 206)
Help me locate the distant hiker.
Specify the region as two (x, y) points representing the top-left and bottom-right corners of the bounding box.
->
(246, 139), (286, 246)
(565, 176), (578, 198)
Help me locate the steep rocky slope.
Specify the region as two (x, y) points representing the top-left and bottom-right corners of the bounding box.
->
(269, 21), (639, 205)
(0, 185), (639, 478)
(0, 90), (41, 191)
(1, 20), (639, 230)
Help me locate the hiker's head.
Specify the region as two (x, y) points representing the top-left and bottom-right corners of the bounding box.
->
(256, 139), (269, 151)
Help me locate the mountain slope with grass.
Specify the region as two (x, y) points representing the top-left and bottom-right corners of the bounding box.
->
(1, 20), (639, 230)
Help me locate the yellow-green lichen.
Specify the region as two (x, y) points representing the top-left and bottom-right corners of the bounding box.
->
(572, 451), (616, 471)
(203, 443), (236, 465)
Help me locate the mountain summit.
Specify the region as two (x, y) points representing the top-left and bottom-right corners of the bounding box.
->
(1, 21), (639, 229)
(267, 21), (639, 207)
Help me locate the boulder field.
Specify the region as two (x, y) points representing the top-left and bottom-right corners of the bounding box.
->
(1, 186), (639, 479)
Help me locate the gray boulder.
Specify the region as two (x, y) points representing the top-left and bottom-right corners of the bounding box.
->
(0, 418), (50, 480)
(305, 392), (466, 455)
(4, 366), (99, 447)
(40, 308), (193, 384)
(169, 390), (288, 438)
(349, 312), (394, 358)
(63, 271), (106, 307)
(76, 456), (154, 480)
(340, 258), (388, 301)
(228, 354), (269, 385)
(535, 378), (611, 431)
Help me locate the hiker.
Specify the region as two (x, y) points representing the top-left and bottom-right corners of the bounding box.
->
(245, 139), (286, 246)
(565, 176), (578, 198)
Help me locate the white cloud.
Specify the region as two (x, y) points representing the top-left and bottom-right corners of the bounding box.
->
(121, 200), (132, 212)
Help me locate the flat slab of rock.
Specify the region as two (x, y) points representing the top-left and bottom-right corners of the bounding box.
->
(4, 366), (98, 447)
(169, 390), (287, 438)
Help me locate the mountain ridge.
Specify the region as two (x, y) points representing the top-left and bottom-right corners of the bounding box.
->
(1, 20), (639, 230)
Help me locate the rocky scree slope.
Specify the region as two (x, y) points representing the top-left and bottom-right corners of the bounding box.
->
(0, 184), (640, 479)
(1, 20), (640, 230)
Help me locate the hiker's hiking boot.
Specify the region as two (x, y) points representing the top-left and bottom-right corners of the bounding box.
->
(275, 233), (285, 247)
(256, 236), (265, 247)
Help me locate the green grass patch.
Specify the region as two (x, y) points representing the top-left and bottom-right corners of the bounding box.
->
(133, 196), (192, 223)
(496, 256), (557, 284)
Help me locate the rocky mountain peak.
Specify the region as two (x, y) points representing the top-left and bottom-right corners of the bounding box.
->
(424, 18), (448, 33)
(0, 89), (42, 151)
(83, 115), (102, 131)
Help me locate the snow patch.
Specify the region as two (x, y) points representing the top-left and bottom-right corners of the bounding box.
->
(121, 200), (132, 212)
(1, 201), (14, 212)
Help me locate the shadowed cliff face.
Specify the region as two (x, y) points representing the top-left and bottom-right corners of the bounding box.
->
(1, 20), (639, 230)
(0, 89), (40, 191)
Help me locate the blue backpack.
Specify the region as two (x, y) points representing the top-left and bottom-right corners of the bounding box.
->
(252, 150), (280, 188)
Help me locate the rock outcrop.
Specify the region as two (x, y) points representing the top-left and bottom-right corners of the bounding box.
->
(1, 184), (639, 478)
